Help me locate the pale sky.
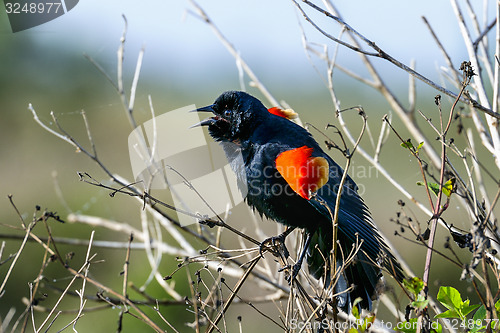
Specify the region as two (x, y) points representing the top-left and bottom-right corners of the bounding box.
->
(1, 0), (486, 87)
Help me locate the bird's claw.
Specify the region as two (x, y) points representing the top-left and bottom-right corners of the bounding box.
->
(259, 235), (289, 259)
(285, 263), (302, 284)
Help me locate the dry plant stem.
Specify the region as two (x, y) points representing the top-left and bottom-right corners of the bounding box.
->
(21, 233), (53, 333)
(421, 16), (461, 87)
(339, 112), (439, 252)
(416, 81), (468, 333)
(481, 255), (496, 330)
(35, 255), (96, 333)
(206, 256), (260, 333)
(79, 171), (261, 247)
(299, 0), (495, 195)
(226, 288), (286, 330)
(494, 4), (500, 117)
(30, 284), (283, 310)
(0, 220), (33, 296)
(22, 5), (476, 325)
(31, 99), (175, 330)
(72, 231), (94, 331)
(59, 314), (83, 332)
(10, 308), (30, 333)
(451, 0), (500, 171)
(122, 234), (133, 298)
(118, 233), (134, 331)
(447, 139), (499, 243)
(117, 15), (141, 131)
(374, 113), (390, 163)
(186, 267), (201, 333)
(0, 241), (5, 263)
(129, 46), (144, 119)
(465, 0), (495, 86)
(30, 223), (94, 333)
(0, 231), (183, 252)
(28, 104), (127, 192)
(123, 174), (289, 291)
(140, 210), (182, 300)
(188, 0), (280, 107)
(482, 186), (500, 232)
(152, 302), (181, 333)
(30, 15), (320, 332)
(198, 268), (224, 315)
(293, 275), (322, 316)
(335, 112), (463, 326)
(422, 86), (466, 292)
(328, 108), (367, 291)
(298, 0), (500, 120)
(24, 213), (166, 331)
(65, 265), (165, 332)
(383, 116), (436, 213)
(43, 311), (62, 332)
(300, 0), (443, 169)
(467, 131), (500, 227)
(28, 277), (36, 331)
(294, 282), (332, 333)
(316, 28), (366, 299)
(0, 196), (38, 296)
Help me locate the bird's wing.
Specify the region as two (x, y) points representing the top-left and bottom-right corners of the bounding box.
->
(273, 144), (401, 276)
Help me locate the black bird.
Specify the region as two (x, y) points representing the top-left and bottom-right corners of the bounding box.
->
(193, 91), (404, 311)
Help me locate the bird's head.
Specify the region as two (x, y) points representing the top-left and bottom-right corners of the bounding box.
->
(192, 91), (269, 143)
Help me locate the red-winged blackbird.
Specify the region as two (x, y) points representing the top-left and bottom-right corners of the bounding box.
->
(194, 91), (404, 311)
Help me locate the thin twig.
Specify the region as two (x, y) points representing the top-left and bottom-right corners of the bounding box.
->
(206, 256), (260, 333)
(0, 198), (37, 296)
(297, 0), (500, 119)
(188, 0), (280, 107)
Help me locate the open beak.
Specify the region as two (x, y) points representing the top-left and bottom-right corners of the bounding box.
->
(190, 104), (216, 128)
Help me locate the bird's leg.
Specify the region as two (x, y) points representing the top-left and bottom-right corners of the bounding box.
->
(259, 227), (295, 258)
(287, 232), (312, 284)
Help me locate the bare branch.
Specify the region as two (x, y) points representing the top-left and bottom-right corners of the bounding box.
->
(297, 0), (500, 120)
(188, 0), (280, 107)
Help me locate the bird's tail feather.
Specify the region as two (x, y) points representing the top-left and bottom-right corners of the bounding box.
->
(306, 227), (383, 312)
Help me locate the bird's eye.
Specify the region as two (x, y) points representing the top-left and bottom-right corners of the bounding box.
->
(223, 110), (232, 118)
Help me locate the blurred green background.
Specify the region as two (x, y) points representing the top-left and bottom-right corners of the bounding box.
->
(0, 0), (495, 331)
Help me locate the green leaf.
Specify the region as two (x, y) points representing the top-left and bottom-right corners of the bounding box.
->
(416, 181), (439, 196)
(470, 308), (487, 333)
(469, 325), (485, 333)
(362, 316), (375, 330)
(417, 141), (424, 151)
(427, 182), (441, 196)
(435, 286), (480, 321)
(436, 286), (462, 312)
(417, 180), (455, 198)
(471, 303), (499, 332)
(473, 305), (486, 321)
(435, 309), (460, 319)
(461, 303), (480, 317)
(429, 322), (443, 333)
(401, 140), (414, 149)
(412, 294), (429, 311)
(442, 178), (455, 197)
(403, 277), (425, 297)
(495, 298), (500, 314)
(351, 298), (360, 319)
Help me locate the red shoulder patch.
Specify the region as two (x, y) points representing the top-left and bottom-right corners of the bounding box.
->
(275, 146), (329, 200)
(268, 107), (298, 120)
